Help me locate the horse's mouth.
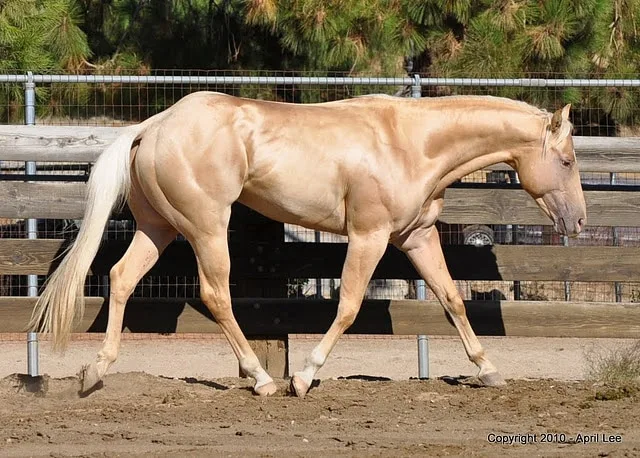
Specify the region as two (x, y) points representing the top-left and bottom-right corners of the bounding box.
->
(560, 217), (568, 235)
(538, 197), (580, 238)
(559, 217), (580, 238)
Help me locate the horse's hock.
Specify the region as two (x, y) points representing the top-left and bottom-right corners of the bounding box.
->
(1, 124), (640, 378)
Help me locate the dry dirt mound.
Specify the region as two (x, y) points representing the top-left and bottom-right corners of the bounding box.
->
(0, 372), (639, 457)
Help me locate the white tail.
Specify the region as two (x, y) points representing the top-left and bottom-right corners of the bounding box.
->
(28, 123), (146, 350)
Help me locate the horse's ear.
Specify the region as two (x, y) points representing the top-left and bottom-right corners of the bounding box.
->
(550, 103), (571, 133)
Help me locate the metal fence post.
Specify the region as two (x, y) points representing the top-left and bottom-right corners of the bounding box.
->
(25, 71), (39, 376)
(411, 73), (429, 379)
(511, 172), (521, 300)
(102, 231), (110, 299)
(563, 235), (571, 301)
(611, 172), (621, 302)
(314, 231), (322, 298)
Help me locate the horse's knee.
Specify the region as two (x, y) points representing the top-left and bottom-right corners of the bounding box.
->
(336, 305), (358, 329)
(200, 284), (232, 319)
(447, 295), (466, 317)
(434, 286), (465, 316)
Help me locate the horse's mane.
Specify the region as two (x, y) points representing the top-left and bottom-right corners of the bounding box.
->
(437, 95), (549, 116)
(357, 93), (550, 117)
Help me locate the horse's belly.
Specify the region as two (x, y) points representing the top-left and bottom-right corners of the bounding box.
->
(237, 183), (347, 235)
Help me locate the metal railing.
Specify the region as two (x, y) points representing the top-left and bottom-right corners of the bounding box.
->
(2, 73), (640, 87)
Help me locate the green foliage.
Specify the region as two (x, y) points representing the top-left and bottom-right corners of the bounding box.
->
(3, 1), (640, 80)
(0, 0), (90, 71)
(249, 0), (429, 73)
(2, 0), (640, 128)
(441, 13), (526, 76)
(0, 0), (90, 120)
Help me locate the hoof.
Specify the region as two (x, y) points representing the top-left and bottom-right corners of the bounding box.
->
(479, 371), (507, 387)
(254, 381), (278, 396)
(78, 364), (102, 394)
(290, 374), (310, 398)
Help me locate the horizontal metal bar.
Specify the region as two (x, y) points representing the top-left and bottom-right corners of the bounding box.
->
(3, 74), (640, 87)
(419, 78), (640, 87)
(0, 75), (28, 83)
(31, 75), (414, 85)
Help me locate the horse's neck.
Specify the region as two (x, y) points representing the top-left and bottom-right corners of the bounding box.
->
(415, 103), (547, 191)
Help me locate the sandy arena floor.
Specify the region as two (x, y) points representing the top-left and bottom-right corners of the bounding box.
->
(0, 334), (638, 457)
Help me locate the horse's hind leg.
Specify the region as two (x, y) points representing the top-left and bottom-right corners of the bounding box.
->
(80, 222), (176, 393)
(189, 207), (277, 396)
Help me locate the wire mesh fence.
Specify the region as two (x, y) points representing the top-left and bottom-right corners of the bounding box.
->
(1, 70), (639, 302)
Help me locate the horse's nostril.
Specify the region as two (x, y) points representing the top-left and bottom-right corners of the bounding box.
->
(577, 217), (585, 228)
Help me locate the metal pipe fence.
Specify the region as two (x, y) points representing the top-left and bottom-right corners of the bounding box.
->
(3, 73), (640, 87)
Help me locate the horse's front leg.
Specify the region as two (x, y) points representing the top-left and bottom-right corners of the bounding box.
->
(398, 225), (506, 386)
(291, 227), (389, 398)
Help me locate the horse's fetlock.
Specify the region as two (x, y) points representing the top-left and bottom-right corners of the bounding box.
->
(239, 355), (262, 378)
(469, 349), (486, 365)
(98, 349), (118, 365)
(308, 348), (326, 368)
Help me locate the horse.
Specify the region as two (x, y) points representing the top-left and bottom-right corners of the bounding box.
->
(29, 91), (586, 398)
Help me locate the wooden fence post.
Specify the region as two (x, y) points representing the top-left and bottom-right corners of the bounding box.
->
(230, 203), (289, 378)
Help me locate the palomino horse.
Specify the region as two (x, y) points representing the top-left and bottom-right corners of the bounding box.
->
(30, 92), (586, 398)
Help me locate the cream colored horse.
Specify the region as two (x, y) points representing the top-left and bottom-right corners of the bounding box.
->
(30, 92), (586, 398)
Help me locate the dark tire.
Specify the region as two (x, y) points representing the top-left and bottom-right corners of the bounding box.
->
(463, 224), (495, 246)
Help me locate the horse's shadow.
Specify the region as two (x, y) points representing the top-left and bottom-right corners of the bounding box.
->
(178, 376), (229, 390)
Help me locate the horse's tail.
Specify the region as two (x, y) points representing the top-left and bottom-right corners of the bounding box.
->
(28, 122), (147, 351)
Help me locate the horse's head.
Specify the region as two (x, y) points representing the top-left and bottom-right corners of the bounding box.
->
(513, 104), (586, 237)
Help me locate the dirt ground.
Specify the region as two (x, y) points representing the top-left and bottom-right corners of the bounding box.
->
(0, 334), (639, 457)
(0, 372), (638, 458)
(3, 334), (637, 382)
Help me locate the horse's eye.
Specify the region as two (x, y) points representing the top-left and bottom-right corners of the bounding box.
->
(561, 159), (572, 168)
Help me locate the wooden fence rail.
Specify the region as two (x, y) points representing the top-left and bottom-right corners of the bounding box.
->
(2, 181), (640, 226)
(0, 239), (639, 282)
(2, 126), (640, 172)
(1, 125), (640, 376)
(1, 297), (638, 339)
